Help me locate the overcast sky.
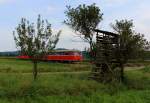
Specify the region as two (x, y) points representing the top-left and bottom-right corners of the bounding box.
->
(0, 0), (150, 51)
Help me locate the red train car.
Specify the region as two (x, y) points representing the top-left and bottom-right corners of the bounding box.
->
(17, 50), (83, 62)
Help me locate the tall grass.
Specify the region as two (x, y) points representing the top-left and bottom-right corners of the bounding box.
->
(0, 70), (149, 103)
(0, 58), (150, 103)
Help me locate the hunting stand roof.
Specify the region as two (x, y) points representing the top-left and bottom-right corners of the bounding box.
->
(93, 29), (119, 37)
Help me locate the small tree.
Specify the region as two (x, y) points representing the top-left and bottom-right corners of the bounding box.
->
(13, 15), (61, 80)
(64, 3), (103, 53)
(111, 19), (149, 81)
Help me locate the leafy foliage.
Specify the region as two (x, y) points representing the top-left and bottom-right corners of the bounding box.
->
(13, 15), (61, 59)
(142, 66), (150, 73)
(64, 4), (103, 49)
(111, 20), (150, 64)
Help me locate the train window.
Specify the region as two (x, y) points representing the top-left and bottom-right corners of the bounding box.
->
(64, 52), (72, 55)
(56, 52), (64, 55)
(48, 51), (82, 55)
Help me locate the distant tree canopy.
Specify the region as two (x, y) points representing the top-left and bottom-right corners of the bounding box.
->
(111, 19), (150, 64)
(64, 3), (103, 51)
(13, 15), (61, 79)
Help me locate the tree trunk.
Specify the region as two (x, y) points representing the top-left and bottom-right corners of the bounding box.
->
(33, 61), (38, 80)
(89, 39), (94, 61)
(89, 39), (93, 54)
(120, 63), (124, 82)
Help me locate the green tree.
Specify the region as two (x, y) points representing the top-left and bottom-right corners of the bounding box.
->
(111, 19), (149, 81)
(13, 15), (61, 80)
(64, 4), (103, 52)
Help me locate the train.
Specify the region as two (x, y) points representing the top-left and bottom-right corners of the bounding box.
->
(17, 50), (83, 62)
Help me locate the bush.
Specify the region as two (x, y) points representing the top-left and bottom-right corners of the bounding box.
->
(142, 66), (150, 73)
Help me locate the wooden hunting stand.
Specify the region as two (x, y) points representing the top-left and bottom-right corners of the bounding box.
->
(91, 29), (121, 82)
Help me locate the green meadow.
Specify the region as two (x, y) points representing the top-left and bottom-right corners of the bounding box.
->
(0, 58), (150, 103)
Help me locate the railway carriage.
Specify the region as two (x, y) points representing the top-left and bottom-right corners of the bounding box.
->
(17, 50), (83, 62)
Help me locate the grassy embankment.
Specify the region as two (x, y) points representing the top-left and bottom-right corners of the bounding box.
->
(0, 58), (150, 103)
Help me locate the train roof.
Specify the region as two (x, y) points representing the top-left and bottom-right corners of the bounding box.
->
(50, 50), (81, 53)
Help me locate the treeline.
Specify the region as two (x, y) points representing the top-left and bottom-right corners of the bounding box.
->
(0, 51), (19, 56)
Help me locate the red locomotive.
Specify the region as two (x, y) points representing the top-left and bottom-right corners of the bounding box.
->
(17, 50), (83, 62)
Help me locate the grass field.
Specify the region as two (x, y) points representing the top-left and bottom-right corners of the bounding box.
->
(0, 58), (91, 73)
(0, 58), (150, 103)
